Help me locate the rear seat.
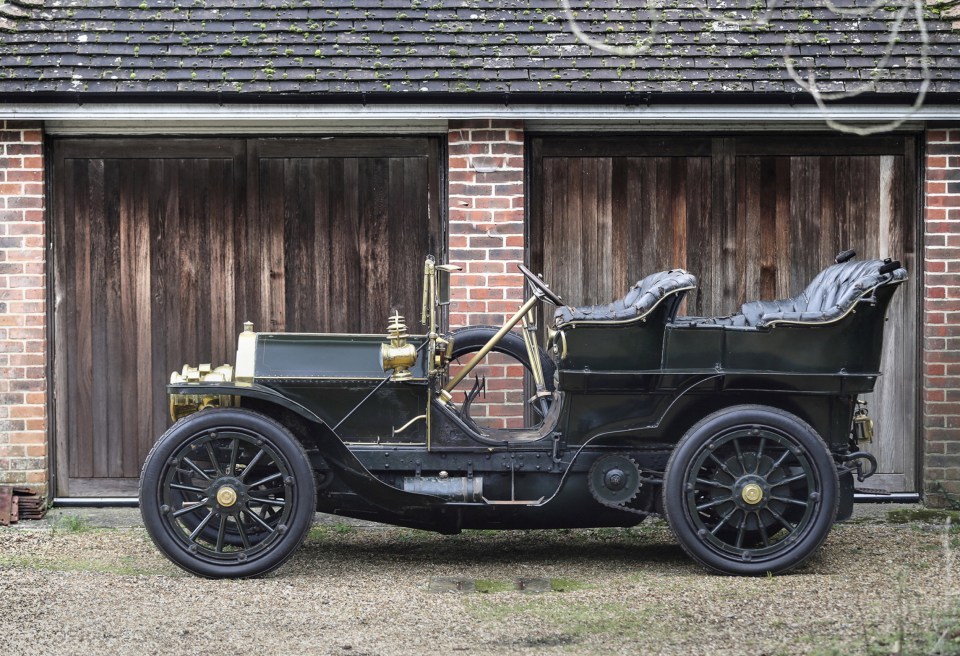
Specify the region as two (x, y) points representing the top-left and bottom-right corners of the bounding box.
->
(674, 258), (907, 329)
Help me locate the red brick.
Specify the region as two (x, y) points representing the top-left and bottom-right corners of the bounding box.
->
(469, 235), (504, 249)
(927, 168), (960, 182)
(448, 170), (476, 183)
(468, 130), (508, 142)
(466, 260), (506, 274)
(474, 197), (512, 209)
(927, 194), (960, 208)
(7, 196), (42, 209)
(493, 183), (524, 196)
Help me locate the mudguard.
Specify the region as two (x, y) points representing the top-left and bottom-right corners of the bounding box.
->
(166, 382), (447, 514)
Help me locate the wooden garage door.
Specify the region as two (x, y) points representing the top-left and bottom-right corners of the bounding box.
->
(530, 135), (918, 492)
(52, 138), (441, 496)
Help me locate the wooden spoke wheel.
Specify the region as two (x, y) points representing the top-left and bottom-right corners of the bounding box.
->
(140, 408), (315, 578)
(663, 405), (838, 575)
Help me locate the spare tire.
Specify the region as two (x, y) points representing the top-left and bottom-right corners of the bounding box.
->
(448, 325), (555, 391)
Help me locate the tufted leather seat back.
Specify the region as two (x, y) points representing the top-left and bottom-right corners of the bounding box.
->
(554, 269), (697, 325)
(803, 260), (894, 314)
(677, 258), (908, 328)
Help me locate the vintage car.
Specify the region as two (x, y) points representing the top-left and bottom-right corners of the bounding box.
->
(139, 250), (906, 578)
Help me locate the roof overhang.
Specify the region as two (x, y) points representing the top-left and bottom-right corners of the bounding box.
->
(3, 95), (958, 134)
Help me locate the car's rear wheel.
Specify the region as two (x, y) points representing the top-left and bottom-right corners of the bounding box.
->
(140, 408), (315, 578)
(663, 405), (838, 575)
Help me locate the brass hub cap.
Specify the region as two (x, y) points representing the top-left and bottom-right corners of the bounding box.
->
(216, 486), (238, 508)
(741, 483), (764, 505)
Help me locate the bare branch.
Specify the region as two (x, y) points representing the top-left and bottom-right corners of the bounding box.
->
(558, 0), (932, 135)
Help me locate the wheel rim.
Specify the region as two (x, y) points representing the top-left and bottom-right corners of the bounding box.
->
(681, 425), (822, 563)
(157, 428), (296, 565)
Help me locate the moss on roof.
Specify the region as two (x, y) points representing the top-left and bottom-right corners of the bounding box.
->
(0, 0), (955, 97)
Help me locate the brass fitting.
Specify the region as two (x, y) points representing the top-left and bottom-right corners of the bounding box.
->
(853, 399), (875, 443)
(168, 363), (235, 421)
(380, 312), (418, 381)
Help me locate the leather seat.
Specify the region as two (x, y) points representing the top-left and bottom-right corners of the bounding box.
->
(675, 259), (907, 328)
(554, 269), (697, 325)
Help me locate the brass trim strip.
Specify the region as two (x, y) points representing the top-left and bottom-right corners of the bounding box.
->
(254, 375), (428, 382)
(758, 281), (905, 328)
(343, 441), (428, 446)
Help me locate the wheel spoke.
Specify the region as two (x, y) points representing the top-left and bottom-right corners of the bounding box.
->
(172, 498), (209, 518)
(696, 495), (734, 511)
(765, 448), (794, 476)
(252, 485), (286, 497)
(170, 482), (205, 494)
(770, 472), (809, 487)
(735, 512), (747, 549)
(753, 436), (766, 474)
(707, 452), (734, 477)
(695, 477), (731, 490)
(710, 506), (739, 535)
(243, 507), (276, 534)
(770, 495), (810, 508)
(188, 509), (215, 542)
(766, 505), (796, 532)
(237, 518), (251, 549)
(248, 496), (286, 507)
(248, 471), (283, 488)
(205, 441), (223, 477)
(182, 457), (213, 481)
(216, 514), (227, 553)
(227, 438), (240, 478)
(757, 512), (771, 547)
(732, 439), (747, 476)
(237, 449), (265, 482)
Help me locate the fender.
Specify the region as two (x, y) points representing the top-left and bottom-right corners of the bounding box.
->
(167, 382), (447, 514)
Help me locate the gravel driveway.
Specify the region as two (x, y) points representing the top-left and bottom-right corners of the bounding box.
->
(1, 506), (958, 656)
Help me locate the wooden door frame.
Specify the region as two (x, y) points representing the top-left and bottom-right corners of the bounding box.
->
(47, 135), (444, 497)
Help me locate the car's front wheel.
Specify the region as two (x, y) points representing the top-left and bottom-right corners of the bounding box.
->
(662, 405), (838, 575)
(139, 408), (316, 578)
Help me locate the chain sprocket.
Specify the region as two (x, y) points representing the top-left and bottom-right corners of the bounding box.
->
(588, 454), (643, 508)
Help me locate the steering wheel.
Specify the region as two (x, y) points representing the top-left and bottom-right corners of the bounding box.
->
(518, 264), (564, 306)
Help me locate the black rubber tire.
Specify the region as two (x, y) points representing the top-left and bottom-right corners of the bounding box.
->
(449, 325), (555, 392)
(662, 405), (839, 576)
(139, 408), (316, 579)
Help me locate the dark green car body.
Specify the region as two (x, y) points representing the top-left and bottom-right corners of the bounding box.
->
(147, 254), (906, 577)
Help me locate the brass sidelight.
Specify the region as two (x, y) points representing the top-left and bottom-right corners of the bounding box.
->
(380, 312), (418, 381)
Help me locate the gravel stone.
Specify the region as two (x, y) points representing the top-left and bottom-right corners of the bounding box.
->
(1, 509), (958, 656)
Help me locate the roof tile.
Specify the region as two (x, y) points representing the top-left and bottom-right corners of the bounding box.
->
(0, 0), (954, 98)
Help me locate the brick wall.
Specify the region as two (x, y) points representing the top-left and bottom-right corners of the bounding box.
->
(923, 126), (960, 508)
(447, 120), (529, 428)
(0, 122), (46, 493)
